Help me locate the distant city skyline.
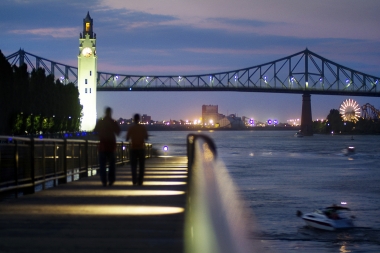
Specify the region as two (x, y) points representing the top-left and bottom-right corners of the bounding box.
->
(112, 101), (349, 124)
(1, 1), (379, 123)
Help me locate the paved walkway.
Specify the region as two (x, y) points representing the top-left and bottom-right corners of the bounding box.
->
(0, 156), (188, 253)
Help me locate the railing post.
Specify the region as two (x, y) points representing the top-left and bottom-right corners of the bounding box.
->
(88, 141), (93, 175)
(70, 140), (74, 182)
(14, 140), (19, 198)
(127, 143), (129, 161)
(53, 141), (57, 187)
(61, 138), (68, 184)
(121, 142), (124, 163)
(78, 142), (82, 178)
(84, 140), (89, 177)
(187, 134), (195, 173)
(29, 137), (36, 194)
(42, 141), (46, 190)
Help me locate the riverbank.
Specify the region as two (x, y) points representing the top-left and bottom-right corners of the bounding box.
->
(120, 124), (300, 132)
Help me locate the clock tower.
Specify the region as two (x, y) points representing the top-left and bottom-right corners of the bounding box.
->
(78, 11), (97, 131)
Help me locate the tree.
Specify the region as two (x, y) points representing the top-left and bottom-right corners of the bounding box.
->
(0, 50), (83, 135)
(326, 109), (343, 134)
(0, 50), (14, 134)
(312, 120), (326, 133)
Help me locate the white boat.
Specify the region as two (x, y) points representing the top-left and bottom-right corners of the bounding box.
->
(297, 205), (355, 231)
(294, 131), (304, 137)
(342, 146), (355, 156)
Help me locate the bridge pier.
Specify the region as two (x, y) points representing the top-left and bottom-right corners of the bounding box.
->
(301, 93), (313, 136)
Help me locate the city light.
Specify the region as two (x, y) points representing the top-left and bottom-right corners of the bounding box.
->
(287, 118), (300, 126)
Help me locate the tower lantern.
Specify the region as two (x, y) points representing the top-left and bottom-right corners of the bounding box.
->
(78, 12), (97, 131)
(83, 11), (94, 39)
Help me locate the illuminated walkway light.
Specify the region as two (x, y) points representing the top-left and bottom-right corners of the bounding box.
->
(1, 204), (184, 216)
(38, 189), (185, 197)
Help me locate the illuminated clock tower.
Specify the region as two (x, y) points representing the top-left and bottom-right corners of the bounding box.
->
(78, 11), (97, 131)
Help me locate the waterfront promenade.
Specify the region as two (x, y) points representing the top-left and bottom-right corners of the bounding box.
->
(0, 156), (187, 253)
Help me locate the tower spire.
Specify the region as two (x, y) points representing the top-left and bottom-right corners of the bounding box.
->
(83, 11), (94, 39)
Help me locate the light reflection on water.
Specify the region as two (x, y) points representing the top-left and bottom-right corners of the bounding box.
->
(147, 130), (380, 252)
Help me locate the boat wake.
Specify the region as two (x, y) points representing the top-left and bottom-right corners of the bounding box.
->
(252, 227), (380, 244)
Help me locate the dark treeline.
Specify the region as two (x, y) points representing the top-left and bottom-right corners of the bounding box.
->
(313, 109), (380, 134)
(0, 50), (82, 135)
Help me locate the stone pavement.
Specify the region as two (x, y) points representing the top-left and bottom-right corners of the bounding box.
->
(0, 156), (188, 253)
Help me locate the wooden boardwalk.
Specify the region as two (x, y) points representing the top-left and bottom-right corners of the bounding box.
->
(0, 156), (188, 253)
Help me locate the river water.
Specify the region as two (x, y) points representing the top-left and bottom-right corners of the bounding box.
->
(120, 130), (380, 252)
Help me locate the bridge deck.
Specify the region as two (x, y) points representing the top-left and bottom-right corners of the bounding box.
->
(0, 156), (188, 253)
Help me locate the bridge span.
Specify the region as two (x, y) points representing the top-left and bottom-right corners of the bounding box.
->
(6, 48), (379, 96)
(6, 48), (380, 135)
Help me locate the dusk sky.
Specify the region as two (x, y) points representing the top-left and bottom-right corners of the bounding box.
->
(1, 0), (379, 123)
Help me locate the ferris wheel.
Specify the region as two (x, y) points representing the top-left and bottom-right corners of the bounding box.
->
(339, 99), (361, 121)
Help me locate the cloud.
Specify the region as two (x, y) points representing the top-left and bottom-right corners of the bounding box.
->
(94, 8), (178, 32)
(99, 0), (380, 41)
(9, 27), (78, 38)
(182, 47), (301, 57)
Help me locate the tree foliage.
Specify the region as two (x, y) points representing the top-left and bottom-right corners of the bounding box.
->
(326, 109), (344, 134)
(315, 108), (380, 135)
(0, 50), (82, 135)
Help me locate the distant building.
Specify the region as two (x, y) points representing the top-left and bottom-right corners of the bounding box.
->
(202, 105), (224, 126)
(117, 118), (133, 125)
(141, 114), (151, 124)
(287, 119), (300, 126)
(218, 114), (244, 128)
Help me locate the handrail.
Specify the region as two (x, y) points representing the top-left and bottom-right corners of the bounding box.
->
(0, 136), (152, 198)
(185, 134), (265, 253)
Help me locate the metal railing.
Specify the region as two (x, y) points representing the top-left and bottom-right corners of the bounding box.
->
(0, 136), (152, 198)
(185, 134), (267, 253)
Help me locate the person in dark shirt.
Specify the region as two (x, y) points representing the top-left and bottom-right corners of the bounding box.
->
(126, 114), (148, 185)
(94, 107), (120, 186)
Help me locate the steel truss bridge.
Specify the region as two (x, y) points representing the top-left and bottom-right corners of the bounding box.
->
(6, 48), (380, 96)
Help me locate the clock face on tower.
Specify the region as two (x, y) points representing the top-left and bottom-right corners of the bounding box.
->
(82, 47), (93, 57)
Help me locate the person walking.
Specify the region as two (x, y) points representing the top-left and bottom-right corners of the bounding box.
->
(94, 107), (120, 186)
(126, 113), (148, 185)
